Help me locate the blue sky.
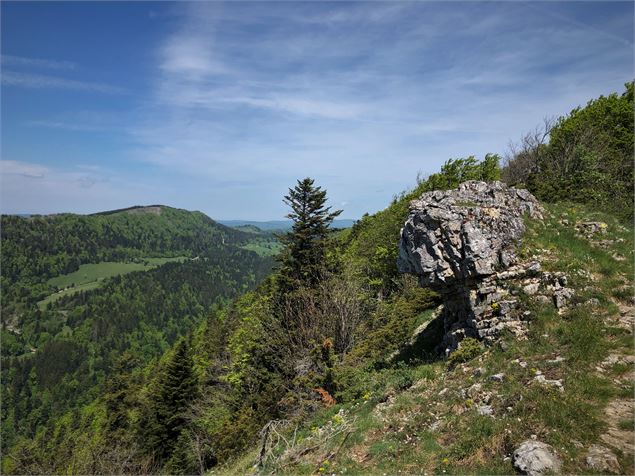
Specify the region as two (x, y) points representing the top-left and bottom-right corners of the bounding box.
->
(1, 1), (633, 220)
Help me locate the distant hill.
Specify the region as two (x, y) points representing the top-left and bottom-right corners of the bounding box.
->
(220, 218), (357, 231)
(0, 204), (276, 459)
(0, 205), (260, 307)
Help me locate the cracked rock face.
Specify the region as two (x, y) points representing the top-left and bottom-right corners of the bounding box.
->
(397, 181), (544, 353)
(398, 181), (543, 287)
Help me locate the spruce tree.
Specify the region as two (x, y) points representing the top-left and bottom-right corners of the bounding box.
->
(139, 339), (198, 465)
(278, 178), (342, 289)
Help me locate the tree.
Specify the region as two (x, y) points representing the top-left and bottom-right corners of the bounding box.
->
(277, 178), (342, 289)
(139, 339), (198, 466)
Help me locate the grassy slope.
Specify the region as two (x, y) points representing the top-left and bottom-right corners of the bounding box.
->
(38, 257), (188, 308)
(223, 201), (634, 475)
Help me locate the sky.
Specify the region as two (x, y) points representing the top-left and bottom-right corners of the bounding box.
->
(1, 1), (633, 220)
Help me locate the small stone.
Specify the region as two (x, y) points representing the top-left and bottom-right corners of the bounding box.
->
(438, 388), (449, 397)
(490, 373), (505, 382)
(512, 440), (562, 476)
(586, 444), (620, 474)
(535, 295), (551, 305)
(499, 341), (509, 352)
(553, 287), (574, 309)
(473, 367), (484, 378)
(467, 383), (482, 398)
(533, 375), (564, 392)
(523, 283), (540, 295)
(546, 356), (565, 365)
(477, 405), (494, 416)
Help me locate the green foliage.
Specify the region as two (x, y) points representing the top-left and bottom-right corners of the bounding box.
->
(1, 209), (274, 463)
(139, 339), (198, 464)
(278, 178), (342, 289)
(505, 82), (634, 221)
(446, 338), (483, 368)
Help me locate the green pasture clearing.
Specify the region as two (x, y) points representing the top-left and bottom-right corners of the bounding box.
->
(38, 257), (187, 309)
(241, 240), (282, 257)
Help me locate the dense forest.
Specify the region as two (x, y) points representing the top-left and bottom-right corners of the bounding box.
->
(1, 205), (257, 308)
(1, 83), (633, 474)
(0, 206), (275, 465)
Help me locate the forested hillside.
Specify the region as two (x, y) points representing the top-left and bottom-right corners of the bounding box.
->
(1, 84), (633, 475)
(1, 205), (259, 308)
(0, 206), (275, 466)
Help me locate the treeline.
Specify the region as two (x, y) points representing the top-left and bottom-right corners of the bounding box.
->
(0, 206), (251, 306)
(502, 81), (633, 221)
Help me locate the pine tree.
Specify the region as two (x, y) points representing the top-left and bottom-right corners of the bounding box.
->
(139, 339), (198, 465)
(278, 178), (342, 289)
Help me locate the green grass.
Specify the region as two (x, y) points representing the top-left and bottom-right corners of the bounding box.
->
(38, 257), (187, 309)
(241, 240), (282, 257)
(221, 201), (634, 476)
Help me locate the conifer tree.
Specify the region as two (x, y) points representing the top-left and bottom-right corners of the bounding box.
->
(278, 178), (342, 289)
(139, 338), (198, 465)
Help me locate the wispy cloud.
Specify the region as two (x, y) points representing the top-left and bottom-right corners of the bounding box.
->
(1, 160), (48, 179)
(24, 119), (107, 132)
(0, 160), (141, 214)
(3, 2), (631, 219)
(2, 71), (125, 94)
(1, 54), (77, 70)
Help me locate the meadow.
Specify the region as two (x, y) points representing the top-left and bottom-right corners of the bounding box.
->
(38, 257), (187, 309)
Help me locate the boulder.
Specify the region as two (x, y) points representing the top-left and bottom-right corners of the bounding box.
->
(512, 440), (562, 476)
(397, 181), (544, 353)
(398, 181), (543, 289)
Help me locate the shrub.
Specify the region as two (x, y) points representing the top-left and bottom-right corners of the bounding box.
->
(447, 338), (483, 368)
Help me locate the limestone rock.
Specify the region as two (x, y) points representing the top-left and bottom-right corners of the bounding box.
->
(512, 440), (562, 476)
(533, 374), (564, 392)
(585, 444), (620, 474)
(397, 181), (544, 354)
(398, 181), (543, 289)
(575, 221), (608, 237)
(553, 287), (574, 309)
(490, 373), (505, 383)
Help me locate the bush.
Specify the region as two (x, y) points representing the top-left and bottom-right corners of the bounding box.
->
(447, 338), (483, 368)
(504, 81), (634, 221)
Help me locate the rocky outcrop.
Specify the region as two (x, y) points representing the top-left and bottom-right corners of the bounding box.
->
(512, 440), (562, 476)
(585, 444), (620, 474)
(398, 181), (546, 354)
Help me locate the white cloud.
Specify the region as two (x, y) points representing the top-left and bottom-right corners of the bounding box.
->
(1, 160), (49, 179)
(0, 160), (150, 215)
(2, 71), (124, 94)
(1, 54), (77, 70)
